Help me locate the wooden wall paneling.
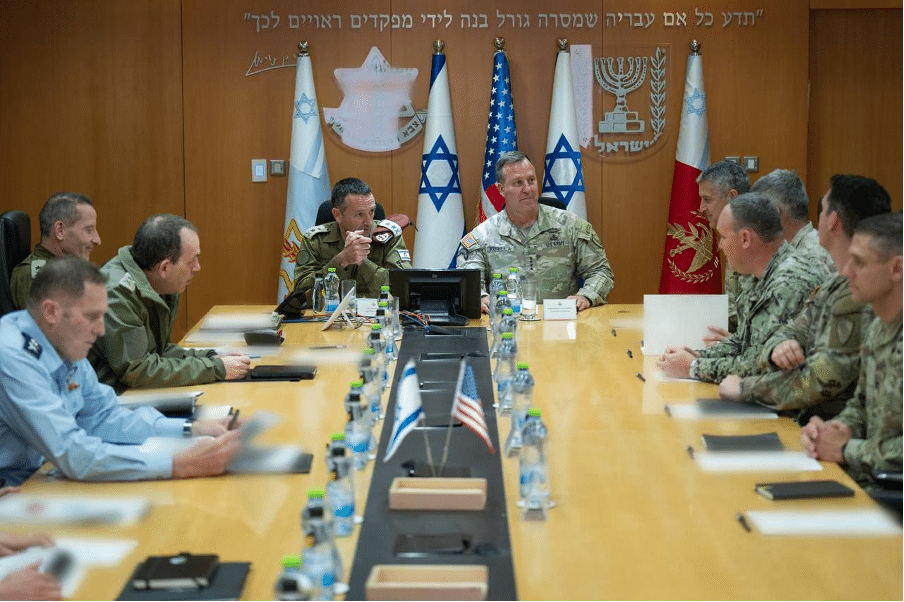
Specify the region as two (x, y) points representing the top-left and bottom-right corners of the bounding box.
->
(807, 9), (903, 215)
(0, 0), (187, 333)
(599, 0), (809, 301)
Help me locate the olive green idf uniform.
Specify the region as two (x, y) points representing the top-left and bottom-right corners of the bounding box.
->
(9, 243), (55, 310)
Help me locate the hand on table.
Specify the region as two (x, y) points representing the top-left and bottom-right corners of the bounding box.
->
(657, 346), (700, 379)
(0, 563), (61, 601)
(218, 354), (251, 380)
(172, 429), (242, 479)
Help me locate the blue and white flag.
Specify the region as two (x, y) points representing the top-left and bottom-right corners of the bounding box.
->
(278, 48), (331, 302)
(479, 46), (517, 222)
(414, 47), (464, 269)
(384, 359), (423, 461)
(542, 45), (586, 220)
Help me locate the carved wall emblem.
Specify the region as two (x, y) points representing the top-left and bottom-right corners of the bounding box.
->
(665, 209), (719, 283)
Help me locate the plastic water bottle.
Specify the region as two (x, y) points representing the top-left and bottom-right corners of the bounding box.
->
(312, 275), (325, 315)
(324, 268), (340, 312)
(494, 332), (516, 414)
(377, 302), (395, 361)
(490, 290), (509, 357)
(345, 403), (370, 470)
(519, 408), (550, 518)
(360, 348), (382, 423)
(369, 324), (388, 391)
(505, 362), (534, 457)
(301, 491), (336, 600)
(325, 437), (355, 538)
(274, 555), (311, 601)
(507, 267), (521, 317)
(499, 307), (518, 355)
(488, 272), (504, 320)
(379, 285), (399, 339)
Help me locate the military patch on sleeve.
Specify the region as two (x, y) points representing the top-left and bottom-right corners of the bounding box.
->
(30, 259), (46, 278)
(22, 333), (42, 359)
(461, 232), (479, 249)
(119, 273), (136, 292)
(398, 249), (410, 262)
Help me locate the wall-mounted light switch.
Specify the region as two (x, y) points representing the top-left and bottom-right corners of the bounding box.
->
(251, 159), (267, 182)
(270, 159), (286, 176)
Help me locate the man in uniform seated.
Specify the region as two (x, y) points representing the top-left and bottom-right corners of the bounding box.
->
(801, 212), (902, 482)
(293, 177), (411, 304)
(9, 192), (101, 310)
(657, 193), (825, 382)
(456, 151), (614, 313)
(719, 175), (891, 423)
(0, 258), (242, 486)
(89, 214), (250, 391)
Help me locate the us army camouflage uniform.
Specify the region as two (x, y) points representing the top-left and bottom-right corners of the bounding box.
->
(835, 313), (903, 482)
(690, 241), (825, 383)
(293, 220), (411, 303)
(739, 272), (870, 423)
(9, 243), (55, 310)
(88, 246), (225, 393)
(456, 205), (614, 305)
(725, 224), (831, 334)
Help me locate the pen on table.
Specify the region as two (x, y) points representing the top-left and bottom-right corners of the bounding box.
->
(626, 349), (633, 359)
(228, 409), (240, 430)
(309, 344), (347, 350)
(611, 328), (617, 337)
(736, 512), (752, 533)
(685, 445), (695, 459)
(635, 372), (646, 382)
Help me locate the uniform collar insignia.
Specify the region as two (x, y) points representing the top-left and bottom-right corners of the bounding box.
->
(22, 333), (42, 359)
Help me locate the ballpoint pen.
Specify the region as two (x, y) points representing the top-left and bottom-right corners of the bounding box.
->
(635, 372), (646, 382)
(228, 409), (240, 430)
(736, 512), (752, 533)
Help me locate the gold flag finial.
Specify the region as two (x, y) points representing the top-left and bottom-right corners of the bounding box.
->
(689, 40), (701, 55)
(494, 37), (505, 51)
(557, 38), (568, 51)
(434, 40), (445, 54)
(298, 41), (309, 57)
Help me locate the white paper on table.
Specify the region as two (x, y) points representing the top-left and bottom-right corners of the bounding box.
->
(666, 403), (779, 420)
(117, 390), (203, 411)
(694, 451), (822, 472)
(643, 294), (728, 355)
(0, 538), (137, 598)
(198, 312), (279, 331)
(138, 436), (213, 455)
(0, 495), (150, 526)
(194, 405), (233, 420)
(745, 508), (902, 536)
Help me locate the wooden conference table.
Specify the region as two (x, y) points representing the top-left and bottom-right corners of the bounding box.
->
(17, 304), (903, 600)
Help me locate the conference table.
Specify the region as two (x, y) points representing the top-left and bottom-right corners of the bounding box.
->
(15, 304), (903, 600)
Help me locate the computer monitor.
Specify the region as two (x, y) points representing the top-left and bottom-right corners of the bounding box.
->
(388, 268), (482, 323)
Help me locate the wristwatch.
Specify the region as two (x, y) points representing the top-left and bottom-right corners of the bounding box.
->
(183, 421), (193, 438)
(689, 358), (699, 378)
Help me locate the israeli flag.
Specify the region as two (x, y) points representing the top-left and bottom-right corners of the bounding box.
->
(384, 360), (423, 461)
(414, 49), (464, 268)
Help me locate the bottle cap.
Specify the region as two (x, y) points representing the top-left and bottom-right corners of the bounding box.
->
(307, 489), (325, 499)
(492, 273), (502, 278)
(330, 432), (344, 441)
(517, 362), (529, 370)
(282, 555), (302, 568)
(328, 267), (337, 273)
(378, 301), (388, 307)
(363, 347), (375, 355)
(350, 379), (363, 388)
(509, 266), (518, 273)
(381, 285), (390, 291)
(503, 308), (513, 315)
(502, 332), (513, 339)
(371, 324), (382, 331)
(498, 290), (508, 296)
(527, 408), (541, 417)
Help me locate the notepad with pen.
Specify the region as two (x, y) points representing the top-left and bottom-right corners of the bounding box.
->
(131, 553), (219, 590)
(755, 479), (855, 501)
(701, 432), (784, 452)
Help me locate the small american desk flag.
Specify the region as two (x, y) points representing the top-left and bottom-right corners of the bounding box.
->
(453, 359), (495, 454)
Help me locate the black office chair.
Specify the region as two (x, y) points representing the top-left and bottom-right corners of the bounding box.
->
(314, 200), (386, 226)
(538, 196), (568, 211)
(0, 210), (32, 316)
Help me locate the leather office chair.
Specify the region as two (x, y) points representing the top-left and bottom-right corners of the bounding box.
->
(314, 200), (386, 226)
(0, 210), (32, 316)
(499, 197), (569, 212)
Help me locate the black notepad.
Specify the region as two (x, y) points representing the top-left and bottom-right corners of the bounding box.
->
(246, 364), (317, 381)
(696, 398), (777, 416)
(701, 432), (784, 452)
(119, 561), (250, 601)
(131, 553), (219, 590)
(755, 479), (855, 500)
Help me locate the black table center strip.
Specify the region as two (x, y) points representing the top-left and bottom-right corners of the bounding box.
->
(346, 326), (517, 601)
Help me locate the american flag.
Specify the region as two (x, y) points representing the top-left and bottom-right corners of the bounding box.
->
(453, 359), (495, 454)
(478, 46), (518, 223)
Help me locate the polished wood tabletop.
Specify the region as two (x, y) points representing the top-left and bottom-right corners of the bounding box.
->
(17, 304), (902, 600)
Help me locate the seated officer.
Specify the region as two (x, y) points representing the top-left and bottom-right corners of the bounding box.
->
(657, 193), (825, 382)
(9, 192), (101, 310)
(456, 151), (614, 313)
(0, 257), (241, 486)
(801, 212), (902, 482)
(293, 177), (411, 304)
(89, 214), (250, 392)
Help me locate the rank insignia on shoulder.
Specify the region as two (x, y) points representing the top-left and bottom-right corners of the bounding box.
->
(461, 233), (479, 249)
(31, 259), (47, 278)
(119, 273), (136, 292)
(22, 333), (42, 359)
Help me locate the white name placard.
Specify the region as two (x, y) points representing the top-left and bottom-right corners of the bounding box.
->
(356, 298), (378, 317)
(542, 299), (577, 320)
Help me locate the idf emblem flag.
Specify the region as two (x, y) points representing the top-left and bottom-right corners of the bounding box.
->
(413, 44), (465, 269)
(658, 42), (721, 294)
(478, 42), (518, 223)
(278, 45), (331, 302)
(542, 43), (586, 220)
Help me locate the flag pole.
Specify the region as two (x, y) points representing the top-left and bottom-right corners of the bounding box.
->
(437, 358), (466, 475)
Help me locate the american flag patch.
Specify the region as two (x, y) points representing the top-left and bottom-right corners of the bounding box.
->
(461, 233), (479, 249)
